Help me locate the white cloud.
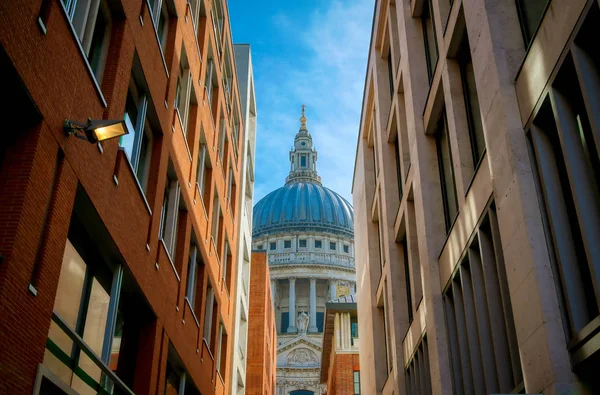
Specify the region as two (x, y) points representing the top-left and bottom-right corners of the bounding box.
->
(252, 0), (373, 204)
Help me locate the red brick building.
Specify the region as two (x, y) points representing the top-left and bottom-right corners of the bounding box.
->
(246, 251), (277, 395)
(0, 0), (245, 393)
(320, 294), (360, 395)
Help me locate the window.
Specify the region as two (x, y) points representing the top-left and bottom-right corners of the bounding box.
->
(351, 316), (359, 343)
(257, 244), (263, 250)
(216, 323), (228, 377)
(458, 34), (485, 166)
(203, 284), (218, 354)
(159, 164), (180, 258)
(61, 0), (112, 83)
(120, 67), (154, 193)
(223, 239), (232, 291)
(316, 312), (324, 332)
(353, 371), (361, 395)
(148, 0), (172, 52)
(421, 0), (438, 84)
(284, 240), (291, 249)
(443, 207), (522, 394)
(315, 240), (322, 249)
(175, 48), (193, 136)
(164, 346), (201, 395)
(217, 113), (227, 164)
(186, 241), (205, 318)
(343, 244), (349, 254)
(299, 239), (307, 248)
(210, 0), (224, 56)
(394, 138), (403, 200)
(387, 52), (394, 98)
(300, 155), (307, 167)
(196, 128), (212, 204)
(204, 57), (216, 110)
(527, 9), (600, 356)
(404, 337), (432, 395)
(42, 213), (152, 394)
(270, 242), (276, 251)
(515, 0), (550, 47)
(280, 312), (289, 333)
(402, 239), (413, 323)
(188, 0), (201, 32)
(329, 242), (336, 251)
(226, 166), (236, 210)
(211, 193), (222, 258)
(435, 114), (458, 232)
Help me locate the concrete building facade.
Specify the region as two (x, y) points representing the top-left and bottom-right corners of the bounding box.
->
(229, 43), (257, 395)
(320, 294), (360, 395)
(252, 108), (356, 395)
(246, 251), (277, 395)
(352, 0), (600, 394)
(0, 0), (250, 393)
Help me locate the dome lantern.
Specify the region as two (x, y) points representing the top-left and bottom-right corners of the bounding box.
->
(287, 105), (321, 185)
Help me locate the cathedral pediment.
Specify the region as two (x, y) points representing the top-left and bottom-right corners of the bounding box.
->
(277, 335), (321, 353)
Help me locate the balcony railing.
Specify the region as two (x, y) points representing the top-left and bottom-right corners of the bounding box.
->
(45, 312), (134, 395)
(268, 252), (354, 268)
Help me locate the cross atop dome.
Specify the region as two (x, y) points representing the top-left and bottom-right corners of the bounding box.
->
(286, 105), (322, 185)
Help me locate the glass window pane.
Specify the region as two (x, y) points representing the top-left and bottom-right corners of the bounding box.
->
(121, 93), (138, 160)
(437, 117), (458, 231)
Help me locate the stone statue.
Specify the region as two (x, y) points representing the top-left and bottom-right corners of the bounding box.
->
(296, 311), (309, 334)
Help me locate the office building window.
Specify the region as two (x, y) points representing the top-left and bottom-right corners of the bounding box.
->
(394, 138), (403, 200)
(353, 371), (361, 395)
(315, 239), (322, 249)
(196, 128), (212, 205)
(204, 57), (216, 110)
(43, 214), (152, 394)
(216, 323), (228, 377)
(61, 0), (112, 83)
(402, 239), (413, 323)
(223, 239), (232, 291)
(121, 66), (154, 194)
(284, 240), (291, 249)
(443, 206), (523, 394)
(329, 242), (336, 251)
(527, 8), (600, 360)
(159, 165), (180, 259)
(422, 0), (438, 83)
(435, 113), (458, 232)
(203, 284), (218, 354)
(387, 52), (394, 98)
(458, 34), (485, 166)
(405, 337), (432, 395)
(174, 48), (196, 139)
(515, 0), (550, 47)
(147, 0), (173, 52)
(186, 241), (205, 318)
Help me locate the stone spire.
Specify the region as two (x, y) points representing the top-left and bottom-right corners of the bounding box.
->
(285, 105), (322, 185)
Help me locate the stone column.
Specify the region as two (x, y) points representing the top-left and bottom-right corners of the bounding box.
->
(329, 278), (337, 300)
(271, 279), (278, 307)
(287, 277), (296, 333)
(309, 277), (318, 333)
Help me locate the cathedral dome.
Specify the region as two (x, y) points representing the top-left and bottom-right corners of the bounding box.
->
(253, 181), (354, 238)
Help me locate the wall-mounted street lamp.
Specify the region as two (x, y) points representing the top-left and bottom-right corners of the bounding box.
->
(64, 119), (128, 144)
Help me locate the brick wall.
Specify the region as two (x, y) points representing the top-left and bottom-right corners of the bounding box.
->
(246, 251), (277, 395)
(0, 0), (245, 393)
(327, 353), (360, 395)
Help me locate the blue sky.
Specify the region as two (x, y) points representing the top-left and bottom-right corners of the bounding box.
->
(228, 0), (374, 203)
